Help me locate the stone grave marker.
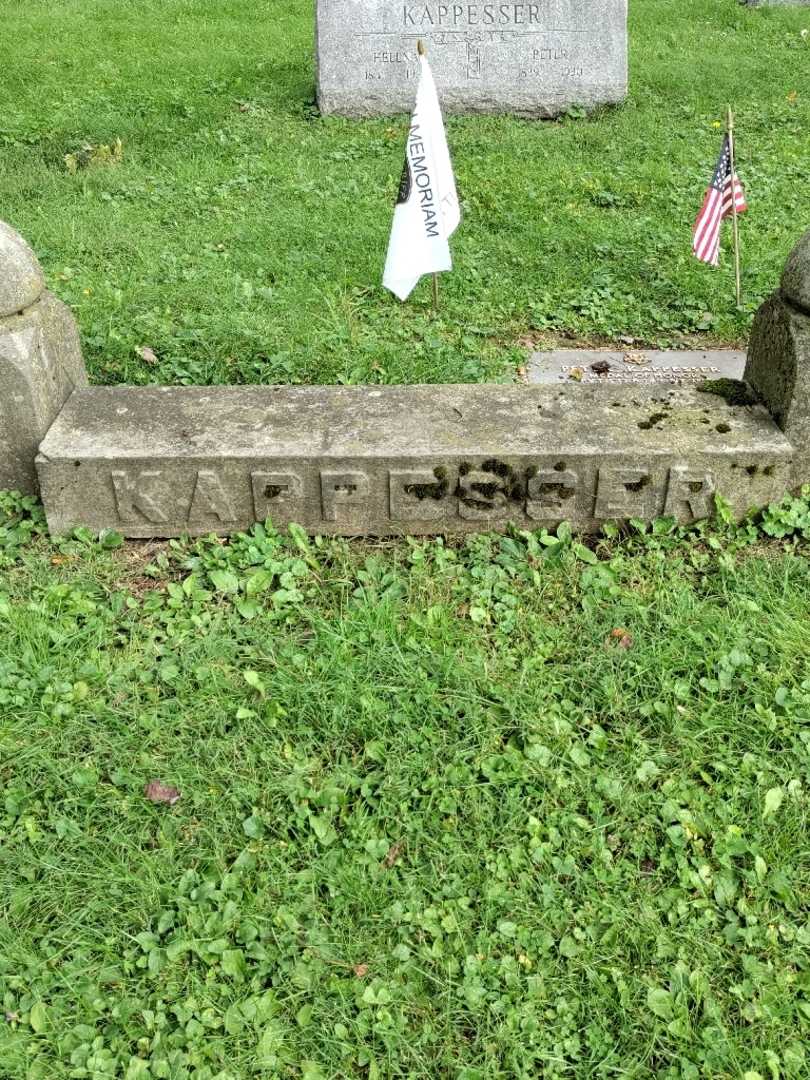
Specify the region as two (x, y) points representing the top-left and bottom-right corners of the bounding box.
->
(35, 381), (792, 536)
(528, 349), (746, 386)
(316, 0), (628, 117)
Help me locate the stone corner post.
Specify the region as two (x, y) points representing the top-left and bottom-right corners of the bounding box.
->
(0, 220), (88, 495)
(745, 229), (810, 462)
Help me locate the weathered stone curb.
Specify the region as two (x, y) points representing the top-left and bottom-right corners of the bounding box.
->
(37, 382), (793, 537)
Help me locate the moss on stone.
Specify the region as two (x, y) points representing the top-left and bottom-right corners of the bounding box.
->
(697, 378), (758, 407)
(405, 466), (450, 501)
(638, 411), (669, 430)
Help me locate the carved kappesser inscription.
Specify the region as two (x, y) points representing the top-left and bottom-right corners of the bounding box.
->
(402, 3), (546, 26)
(105, 462), (718, 527)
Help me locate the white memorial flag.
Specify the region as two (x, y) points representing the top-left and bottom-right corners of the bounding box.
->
(382, 51), (460, 301)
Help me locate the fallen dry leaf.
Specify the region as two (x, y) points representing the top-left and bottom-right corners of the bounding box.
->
(787, 90), (798, 104)
(137, 346), (158, 366)
(568, 367), (584, 382)
(606, 627), (633, 650)
(383, 840), (405, 869)
(623, 352), (650, 367)
(353, 963), (369, 978)
(144, 780), (181, 806)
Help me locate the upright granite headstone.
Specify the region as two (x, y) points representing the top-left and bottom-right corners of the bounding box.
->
(0, 221), (88, 494)
(316, 0), (628, 116)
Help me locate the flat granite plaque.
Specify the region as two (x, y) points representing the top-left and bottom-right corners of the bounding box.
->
(528, 349), (747, 386)
(316, 0), (628, 117)
(37, 383), (793, 537)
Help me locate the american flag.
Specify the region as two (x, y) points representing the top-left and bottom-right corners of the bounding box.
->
(692, 134), (747, 267)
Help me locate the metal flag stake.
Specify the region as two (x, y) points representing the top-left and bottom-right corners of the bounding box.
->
(727, 106), (742, 308)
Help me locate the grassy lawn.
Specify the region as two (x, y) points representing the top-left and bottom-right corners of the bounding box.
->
(3, 0), (810, 1077)
(0, 0), (808, 386)
(2, 496), (810, 1078)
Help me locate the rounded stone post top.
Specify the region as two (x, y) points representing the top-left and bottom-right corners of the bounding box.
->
(0, 220), (45, 318)
(781, 228), (810, 315)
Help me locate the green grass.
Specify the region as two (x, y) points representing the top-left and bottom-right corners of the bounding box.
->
(0, 0), (808, 386)
(2, 494), (810, 1078)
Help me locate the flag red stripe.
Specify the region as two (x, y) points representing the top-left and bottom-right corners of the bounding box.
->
(698, 192), (723, 242)
(693, 189), (723, 262)
(721, 176), (747, 214)
(693, 189), (720, 251)
(694, 215), (719, 262)
(700, 220), (721, 265)
(695, 208), (721, 262)
(702, 201), (722, 265)
(693, 133), (747, 267)
(696, 203), (722, 263)
(692, 171), (747, 266)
